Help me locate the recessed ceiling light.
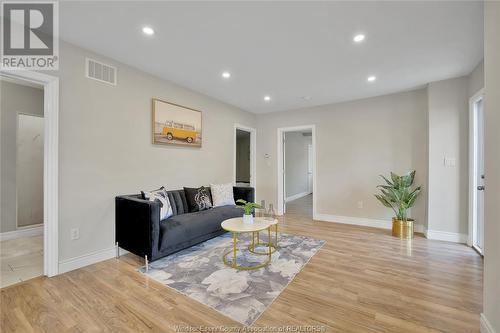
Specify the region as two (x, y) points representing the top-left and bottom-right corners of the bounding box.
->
(142, 26), (155, 36)
(264, 95), (271, 102)
(367, 75), (377, 82)
(302, 96), (312, 101)
(353, 34), (365, 43)
(222, 71), (231, 79)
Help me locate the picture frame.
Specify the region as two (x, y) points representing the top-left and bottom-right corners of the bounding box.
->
(152, 98), (202, 147)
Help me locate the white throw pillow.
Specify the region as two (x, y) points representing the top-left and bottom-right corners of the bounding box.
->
(210, 183), (235, 207)
(142, 187), (173, 220)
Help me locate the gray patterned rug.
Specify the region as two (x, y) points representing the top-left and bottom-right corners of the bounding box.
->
(138, 232), (325, 325)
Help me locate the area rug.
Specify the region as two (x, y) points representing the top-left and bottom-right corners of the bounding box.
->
(138, 232), (325, 325)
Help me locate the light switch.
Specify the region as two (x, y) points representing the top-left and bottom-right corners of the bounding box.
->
(444, 157), (456, 167)
(71, 228), (80, 240)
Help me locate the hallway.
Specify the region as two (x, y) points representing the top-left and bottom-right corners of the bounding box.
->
(285, 194), (312, 218)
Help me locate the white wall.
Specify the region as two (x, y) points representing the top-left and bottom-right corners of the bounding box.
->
(285, 132), (311, 198)
(483, 2), (500, 332)
(468, 60), (484, 97)
(0, 81), (44, 233)
(17, 114), (44, 228)
(427, 76), (469, 237)
(41, 41), (256, 262)
(257, 89), (429, 226)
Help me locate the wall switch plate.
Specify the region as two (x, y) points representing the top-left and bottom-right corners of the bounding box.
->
(70, 228), (80, 240)
(357, 201), (364, 209)
(444, 157), (456, 167)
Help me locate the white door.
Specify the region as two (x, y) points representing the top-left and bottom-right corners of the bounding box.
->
(307, 144), (313, 193)
(282, 133), (286, 214)
(472, 97), (485, 254)
(17, 114), (44, 228)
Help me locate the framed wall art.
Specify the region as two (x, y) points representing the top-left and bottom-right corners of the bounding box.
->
(152, 98), (202, 147)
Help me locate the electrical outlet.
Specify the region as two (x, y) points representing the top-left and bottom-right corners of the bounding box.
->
(70, 228), (80, 240)
(357, 201), (364, 209)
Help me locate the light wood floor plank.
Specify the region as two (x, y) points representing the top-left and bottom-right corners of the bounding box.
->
(1, 199), (482, 332)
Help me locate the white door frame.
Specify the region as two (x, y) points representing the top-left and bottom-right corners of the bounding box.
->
(468, 88), (484, 249)
(233, 124), (257, 191)
(307, 143), (313, 194)
(277, 125), (316, 216)
(1, 70), (59, 277)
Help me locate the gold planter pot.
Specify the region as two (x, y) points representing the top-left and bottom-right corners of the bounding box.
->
(392, 218), (414, 239)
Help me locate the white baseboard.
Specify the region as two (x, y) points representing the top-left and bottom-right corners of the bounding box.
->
(314, 213), (392, 229)
(285, 191), (311, 202)
(59, 246), (128, 274)
(0, 225), (43, 241)
(313, 213), (425, 233)
(481, 313), (497, 333)
(425, 229), (467, 243)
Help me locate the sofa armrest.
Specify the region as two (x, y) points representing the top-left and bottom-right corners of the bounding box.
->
(233, 186), (255, 203)
(115, 195), (161, 259)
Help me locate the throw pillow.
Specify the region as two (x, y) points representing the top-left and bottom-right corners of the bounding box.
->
(184, 186), (213, 212)
(142, 187), (173, 220)
(210, 183), (235, 207)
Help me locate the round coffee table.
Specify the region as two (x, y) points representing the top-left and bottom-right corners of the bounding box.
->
(221, 217), (273, 270)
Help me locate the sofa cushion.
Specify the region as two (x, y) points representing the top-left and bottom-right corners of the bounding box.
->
(210, 183), (236, 207)
(166, 190), (188, 216)
(159, 205), (243, 251)
(184, 186), (213, 212)
(141, 187), (173, 220)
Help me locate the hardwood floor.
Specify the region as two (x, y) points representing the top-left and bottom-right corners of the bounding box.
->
(286, 194), (313, 218)
(1, 214), (482, 332)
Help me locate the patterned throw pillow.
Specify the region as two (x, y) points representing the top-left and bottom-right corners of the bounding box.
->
(210, 183), (235, 207)
(141, 187), (173, 220)
(184, 186), (213, 212)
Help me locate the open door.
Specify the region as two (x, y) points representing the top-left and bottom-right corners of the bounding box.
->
(469, 91), (485, 255)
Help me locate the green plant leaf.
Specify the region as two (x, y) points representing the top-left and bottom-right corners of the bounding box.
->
(380, 175), (394, 186)
(376, 171), (422, 219)
(375, 195), (393, 208)
(401, 170), (416, 187)
(390, 172), (401, 188)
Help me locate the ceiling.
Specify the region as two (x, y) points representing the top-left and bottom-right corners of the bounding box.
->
(59, 1), (484, 113)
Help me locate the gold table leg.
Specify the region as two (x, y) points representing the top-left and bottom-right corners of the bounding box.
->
(268, 227), (272, 262)
(248, 225), (278, 255)
(223, 229), (272, 270)
(274, 224), (279, 248)
(233, 232), (237, 268)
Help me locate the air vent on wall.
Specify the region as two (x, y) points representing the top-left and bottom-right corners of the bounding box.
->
(85, 58), (117, 86)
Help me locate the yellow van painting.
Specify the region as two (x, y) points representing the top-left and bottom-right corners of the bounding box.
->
(152, 99), (202, 147)
(161, 121), (198, 143)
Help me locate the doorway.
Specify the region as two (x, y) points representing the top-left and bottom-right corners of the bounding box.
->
(0, 70), (59, 278)
(469, 89), (485, 255)
(1, 79), (45, 287)
(277, 125), (316, 217)
(233, 124), (256, 189)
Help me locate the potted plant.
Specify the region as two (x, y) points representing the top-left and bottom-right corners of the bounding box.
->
(375, 170), (421, 239)
(236, 199), (261, 224)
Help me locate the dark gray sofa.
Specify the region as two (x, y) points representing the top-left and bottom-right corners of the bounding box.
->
(115, 186), (254, 262)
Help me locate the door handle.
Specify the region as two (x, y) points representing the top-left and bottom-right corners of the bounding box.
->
(477, 186), (485, 191)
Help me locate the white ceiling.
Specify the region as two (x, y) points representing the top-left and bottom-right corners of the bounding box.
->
(59, 1), (484, 113)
